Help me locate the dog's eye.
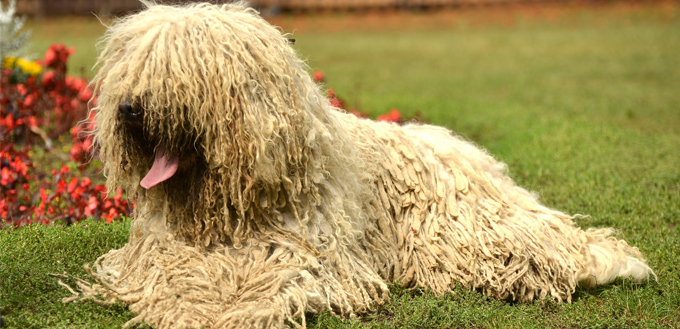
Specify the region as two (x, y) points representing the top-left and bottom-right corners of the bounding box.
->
(119, 101), (143, 125)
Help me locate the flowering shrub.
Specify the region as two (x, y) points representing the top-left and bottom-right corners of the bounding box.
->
(1, 44), (130, 228)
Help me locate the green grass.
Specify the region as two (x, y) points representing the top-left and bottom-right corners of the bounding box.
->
(0, 220), (150, 328)
(4, 3), (680, 328)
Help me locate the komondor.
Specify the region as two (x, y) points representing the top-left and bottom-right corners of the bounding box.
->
(70, 2), (654, 328)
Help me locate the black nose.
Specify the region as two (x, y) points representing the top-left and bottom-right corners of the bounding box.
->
(119, 102), (142, 124)
(119, 102), (133, 115)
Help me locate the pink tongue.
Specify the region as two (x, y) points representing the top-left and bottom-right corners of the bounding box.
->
(140, 146), (179, 189)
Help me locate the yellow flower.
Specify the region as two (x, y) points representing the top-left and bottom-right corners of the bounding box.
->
(1, 56), (42, 75)
(16, 58), (42, 76)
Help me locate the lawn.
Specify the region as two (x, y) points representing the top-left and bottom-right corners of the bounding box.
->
(2, 2), (680, 328)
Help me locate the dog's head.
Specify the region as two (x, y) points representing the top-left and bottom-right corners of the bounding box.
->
(92, 2), (341, 246)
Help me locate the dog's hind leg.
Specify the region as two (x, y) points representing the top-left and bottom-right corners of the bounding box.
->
(368, 122), (654, 302)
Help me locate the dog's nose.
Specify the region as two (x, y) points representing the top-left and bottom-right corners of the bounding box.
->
(119, 102), (142, 124)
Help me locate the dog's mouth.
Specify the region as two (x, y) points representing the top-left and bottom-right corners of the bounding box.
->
(119, 100), (200, 190)
(140, 145), (180, 189)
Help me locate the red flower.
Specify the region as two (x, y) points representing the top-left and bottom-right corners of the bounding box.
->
(27, 116), (38, 128)
(103, 208), (118, 223)
(23, 93), (36, 108)
(78, 87), (92, 102)
(12, 157), (28, 176)
(70, 187), (83, 200)
(16, 84), (27, 96)
(3, 114), (15, 130)
(94, 184), (107, 198)
(348, 109), (366, 119)
(56, 179), (67, 194)
(80, 177), (92, 188)
(82, 138), (92, 152)
(67, 178), (78, 193)
(70, 125), (82, 137)
(42, 70), (56, 87)
(377, 109), (401, 123)
(114, 188), (124, 207)
(39, 188), (48, 203)
(44, 43), (75, 69)
(44, 48), (56, 67)
(69, 143), (83, 162)
(330, 98), (343, 109)
(313, 70), (325, 82)
(0, 200), (6, 219)
(1, 167), (12, 185)
(84, 196), (98, 216)
(67, 77), (86, 93)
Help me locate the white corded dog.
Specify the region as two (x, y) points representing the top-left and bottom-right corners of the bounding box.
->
(70, 2), (653, 328)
